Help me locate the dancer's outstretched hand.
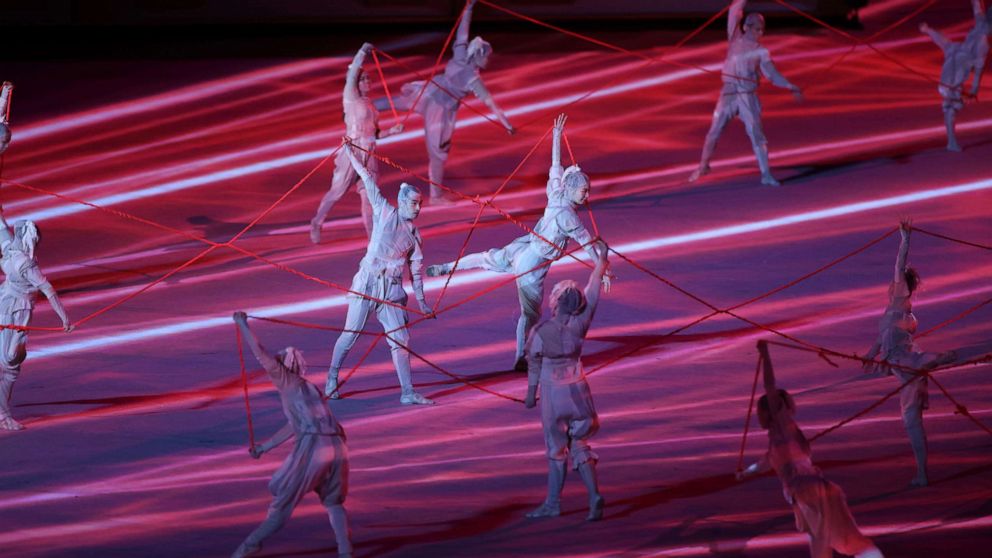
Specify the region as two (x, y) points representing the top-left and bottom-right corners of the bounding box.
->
(232, 311), (248, 324)
(553, 113), (567, 134)
(249, 446), (264, 459)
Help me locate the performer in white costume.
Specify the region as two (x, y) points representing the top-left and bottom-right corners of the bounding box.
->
(739, 341), (884, 558)
(688, 0), (802, 186)
(919, 0), (991, 151)
(376, 0), (514, 202)
(426, 114), (609, 370)
(0, 81), (13, 156)
(523, 239), (608, 521)
(324, 144), (434, 406)
(231, 312), (352, 558)
(0, 208), (72, 431)
(310, 43), (404, 244)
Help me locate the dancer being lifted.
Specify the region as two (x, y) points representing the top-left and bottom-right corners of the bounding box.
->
(919, 0), (991, 151)
(325, 143), (434, 405)
(310, 43), (404, 244)
(523, 239), (608, 521)
(426, 114), (609, 371)
(231, 313), (352, 558)
(688, 0), (802, 186)
(0, 208), (72, 431)
(738, 341), (884, 558)
(376, 0), (514, 203)
(1, 81), (13, 155)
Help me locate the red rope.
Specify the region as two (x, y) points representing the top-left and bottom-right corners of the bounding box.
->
(913, 226), (992, 251)
(398, 2), (468, 127)
(929, 373), (992, 437)
(916, 296), (992, 339)
(234, 325), (256, 449)
(371, 49), (400, 121)
(736, 352), (764, 473)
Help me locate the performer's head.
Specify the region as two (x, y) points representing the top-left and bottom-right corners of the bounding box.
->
(549, 279), (587, 316)
(757, 389), (795, 429)
(13, 220), (39, 259)
(358, 69), (372, 96)
(277, 346), (307, 377)
(468, 36), (492, 69)
(743, 12), (766, 40)
(905, 266), (921, 295)
(563, 165), (590, 205)
(398, 182), (423, 220)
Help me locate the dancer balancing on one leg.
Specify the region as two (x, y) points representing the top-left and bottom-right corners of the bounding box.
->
(310, 43), (405, 244)
(231, 312), (352, 558)
(324, 143), (434, 405)
(523, 239), (608, 521)
(426, 114), (610, 371)
(862, 218), (992, 487)
(0, 207), (72, 431)
(1, 81), (13, 155)
(738, 341), (884, 558)
(919, 0), (991, 152)
(375, 0), (514, 203)
(688, 0), (802, 187)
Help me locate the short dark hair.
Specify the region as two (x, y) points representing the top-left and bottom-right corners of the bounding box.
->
(905, 266), (921, 294)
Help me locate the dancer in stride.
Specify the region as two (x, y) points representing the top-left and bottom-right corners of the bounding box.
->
(523, 239), (608, 521)
(1, 81), (13, 155)
(919, 0), (991, 151)
(310, 43), (404, 244)
(325, 144), (434, 405)
(739, 341), (884, 557)
(688, 0), (802, 186)
(376, 0), (514, 202)
(0, 208), (72, 431)
(231, 312), (352, 558)
(426, 114), (609, 370)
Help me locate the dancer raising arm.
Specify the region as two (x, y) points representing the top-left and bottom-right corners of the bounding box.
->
(324, 143), (434, 405)
(426, 114), (609, 371)
(739, 341), (884, 558)
(688, 0), (802, 186)
(1, 81), (14, 155)
(310, 43), (404, 244)
(376, 0), (514, 202)
(231, 312), (352, 558)
(523, 239), (608, 521)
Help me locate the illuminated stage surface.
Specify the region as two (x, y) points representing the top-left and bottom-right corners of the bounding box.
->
(1, 2), (991, 557)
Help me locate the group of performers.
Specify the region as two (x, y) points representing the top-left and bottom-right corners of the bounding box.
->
(1, 1), (990, 557)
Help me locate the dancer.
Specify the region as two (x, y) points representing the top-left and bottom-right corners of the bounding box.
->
(310, 43), (404, 244)
(426, 114), (609, 371)
(738, 341), (884, 558)
(919, 0), (991, 151)
(231, 312), (352, 558)
(1, 81), (13, 155)
(688, 0), (803, 186)
(375, 0), (514, 202)
(523, 239), (608, 521)
(325, 143), (434, 405)
(0, 208), (72, 431)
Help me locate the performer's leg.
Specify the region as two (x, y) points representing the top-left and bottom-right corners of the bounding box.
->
(740, 95), (778, 186)
(425, 251), (489, 277)
(0, 326), (27, 430)
(326, 298), (373, 399)
(311, 150), (357, 243)
(379, 304), (433, 405)
(526, 459), (567, 518)
(898, 374), (929, 487)
(325, 505), (353, 558)
(232, 502), (294, 558)
(689, 97), (733, 182)
(515, 272), (545, 370)
(944, 106), (962, 151)
(570, 414), (603, 521)
(425, 106), (456, 201)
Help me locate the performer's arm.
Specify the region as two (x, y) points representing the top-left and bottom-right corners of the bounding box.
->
(919, 22), (951, 51)
(232, 312), (283, 381)
(0, 81), (12, 124)
(524, 330), (543, 408)
(0, 207), (13, 245)
(457, 0), (477, 50)
(580, 240), (609, 325)
(973, 0), (985, 20)
(344, 43), (371, 103)
(409, 237), (431, 315)
(345, 143), (387, 210)
(728, 0), (746, 41)
(736, 454), (770, 480)
(250, 423), (294, 458)
(20, 259), (71, 331)
(894, 219), (911, 287)
(969, 46), (988, 97)
(757, 340), (784, 416)
(469, 80), (514, 134)
(759, 51), (803, 99)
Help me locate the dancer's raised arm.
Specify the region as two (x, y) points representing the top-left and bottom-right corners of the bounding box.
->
(344, 43), (372, 103)
(579, 240), (609, 327)
(919, 22), (951, 51)
(728, 0), (746, 41)
(457, 0), (477, 48)
(233, 312), (280, 377)
(894, 219), (911, 287)
(345, 143), (387, 210)
(0, 207), (13, 245)
(757, 340), (784, 416)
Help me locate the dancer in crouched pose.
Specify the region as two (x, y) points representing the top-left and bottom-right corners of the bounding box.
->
(739, 340), (884, 558)
(523, 239), (608, 521)
(231, 312), (352, 558)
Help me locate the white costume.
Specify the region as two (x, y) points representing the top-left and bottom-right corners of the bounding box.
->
(232, 314), (351, 558)
(0, 214), (71, 431)
(523, 244), (608, 521)
(742, 342), (883, 558)
(426, 115), (602, 369)
(375, 0), (513, 201)
(325, 146), (433, 405)
(920, 1), (991, 151)
(311, 44), (402, 244)
(0, 81), (13, 156)
(689, 0), (801, 186)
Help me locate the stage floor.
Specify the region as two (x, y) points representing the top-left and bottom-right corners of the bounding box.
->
(1, 1), (990, 556)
